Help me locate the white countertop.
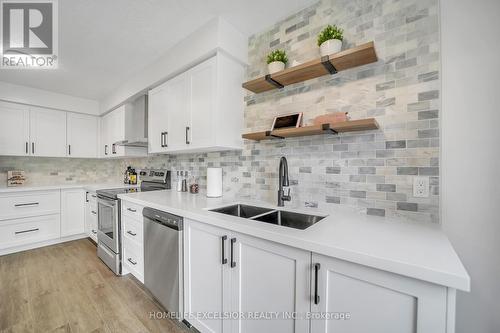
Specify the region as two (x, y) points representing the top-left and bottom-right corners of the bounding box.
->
(117, 190), (470, 291)
(0, 183), (137, 193)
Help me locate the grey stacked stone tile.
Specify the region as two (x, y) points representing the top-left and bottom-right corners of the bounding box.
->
(0, 0), (441, 223)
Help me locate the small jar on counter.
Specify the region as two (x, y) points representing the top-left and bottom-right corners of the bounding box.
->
(189, 175), (199, 194)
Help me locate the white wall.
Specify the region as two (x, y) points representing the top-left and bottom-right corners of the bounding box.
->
(0, 81), (99, 115)
(100, 17), (247, 113)
(441, 0), (500, 332)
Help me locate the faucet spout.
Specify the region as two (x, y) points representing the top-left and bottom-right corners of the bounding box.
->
(278, 157), (291, 207)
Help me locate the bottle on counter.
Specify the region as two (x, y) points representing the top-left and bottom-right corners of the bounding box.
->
(129, 168), (137, 185)
(124, 166), (132, 184)
(177, 171), (183, 192)
(189, 174), (199, 194)
(182, 171), (188, 192)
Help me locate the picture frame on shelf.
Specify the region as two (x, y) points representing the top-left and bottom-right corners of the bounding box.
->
(271, 112), (303, 131)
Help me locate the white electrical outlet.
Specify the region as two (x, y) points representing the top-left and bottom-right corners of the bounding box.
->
(413, 176), (429, 198)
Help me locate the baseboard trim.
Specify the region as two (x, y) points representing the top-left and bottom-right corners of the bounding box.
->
(0, 233), (88, 256)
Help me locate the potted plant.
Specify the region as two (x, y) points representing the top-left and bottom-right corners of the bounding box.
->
(267, 49), (288, 74)
(317, 24), (344, 57)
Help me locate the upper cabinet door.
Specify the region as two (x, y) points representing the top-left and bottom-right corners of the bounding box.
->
(100, 113), (111, 157)
(30, 107), (67, 157)
(148, 83), (169, 154)
(0, 101), (30, 156)
(67, 113), (98, 158)
(188, 57), (216, 149)
(107, 107), (126, 156)
(166, 72), (190, 151)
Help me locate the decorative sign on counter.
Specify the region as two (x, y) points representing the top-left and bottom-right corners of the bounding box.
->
(7, 171), (26, 187)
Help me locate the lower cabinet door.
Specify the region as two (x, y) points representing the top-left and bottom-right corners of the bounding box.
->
(184, 219), (231, 333)
(61, 189), (86, 237)
(310, 253), (448, 333)
(0, 214), (61, 250)
(230, 234), (311, 333)
(123, 236), (144, 282)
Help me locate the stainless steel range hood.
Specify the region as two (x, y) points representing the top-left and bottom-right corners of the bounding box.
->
(114, 95), (148, 148)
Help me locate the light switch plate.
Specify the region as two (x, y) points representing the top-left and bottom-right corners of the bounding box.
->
(413, 176), (429, 198)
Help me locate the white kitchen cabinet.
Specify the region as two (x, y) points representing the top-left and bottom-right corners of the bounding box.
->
(0, 190), (60, 220)
(310, 253), (450, 333)
(183, 219), (310, 333)
(148, 52), (243, 154)
(0, 100), (100, 158)
(0, 101), (30, 156)
(0, 189), (62, 255)
(30, 106), (67, 157)
(188, 57), (216, 149)
(100, 103), (147, 158)
(184, 220), (231, 333)
(85, 191), (98, 242)
(148, 83), (169, 153)
(0, 214), (61, 251)
(165, 72), (190, 151)
(61, 189), (86, 237)
(67, 112), (98, 158)
(121, 201), (145, 283)
(231, 232), (311, 333)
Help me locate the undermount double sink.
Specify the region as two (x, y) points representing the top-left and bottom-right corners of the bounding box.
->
(209, 204), (326, 230)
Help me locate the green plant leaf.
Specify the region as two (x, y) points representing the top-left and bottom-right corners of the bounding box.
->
(317, 24), (344, 46)
(266, 49), (288, 64)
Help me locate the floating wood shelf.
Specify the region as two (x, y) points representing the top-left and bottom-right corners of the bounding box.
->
(242, 119), (379, 141)
(242, 42), (377, 94)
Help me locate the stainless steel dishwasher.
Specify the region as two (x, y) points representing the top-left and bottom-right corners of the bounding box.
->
(143, 207), (183, 315)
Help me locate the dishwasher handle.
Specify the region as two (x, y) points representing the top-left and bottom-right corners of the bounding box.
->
(143, 207), (183, 231)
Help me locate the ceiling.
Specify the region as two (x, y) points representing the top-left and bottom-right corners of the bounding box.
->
(0, 0), (315, 101)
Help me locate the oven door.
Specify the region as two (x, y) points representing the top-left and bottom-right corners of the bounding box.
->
(97, 195), (120, 253)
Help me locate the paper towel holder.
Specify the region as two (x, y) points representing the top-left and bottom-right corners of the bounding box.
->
(206, 167), (223, 198)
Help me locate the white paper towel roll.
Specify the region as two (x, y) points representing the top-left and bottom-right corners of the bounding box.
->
(206, 167), (223, 197)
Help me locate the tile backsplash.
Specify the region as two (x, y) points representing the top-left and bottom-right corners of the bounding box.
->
(0, 0), (440, 223)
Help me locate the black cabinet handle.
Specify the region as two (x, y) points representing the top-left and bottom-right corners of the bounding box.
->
(127, 208), (136, 212)
(230, 237), (236, 268)
(161, 131), (168, 148)
(68, 144), (71, 155)
(86, 192), (89, 202)
(15, 202), (39, 207)
(112, 144), (116, 154)
(126, 230), (137, 236)
(105, 145), (108, 155)
(91, 210), (97, 215)
(185, 126), (190, 144)
(91, 229), (97, 234)
(127, 258), (137, 265)
(221, 235), (228, 265)
(25, 142), (28, 154)
(15, 228), (39, 235)
(314, 263), (321, 305)
(31, 142), (35, 154)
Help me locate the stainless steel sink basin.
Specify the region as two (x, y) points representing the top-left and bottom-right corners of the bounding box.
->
(251, 210), (325, 230)
(209, 204), (273, 218)
(209, 204), (326, 230)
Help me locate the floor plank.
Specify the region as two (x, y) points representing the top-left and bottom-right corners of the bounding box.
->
(0, 239), (188, 333)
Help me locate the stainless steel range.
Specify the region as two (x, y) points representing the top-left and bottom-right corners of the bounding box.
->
(96, 169), (171, 274)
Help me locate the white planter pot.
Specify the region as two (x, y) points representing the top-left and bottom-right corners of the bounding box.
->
(320, 39), (342, 57)
(268, 61), (285, 74)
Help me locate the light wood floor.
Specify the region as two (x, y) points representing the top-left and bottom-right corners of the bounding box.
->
(0, 239), (188, 333)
